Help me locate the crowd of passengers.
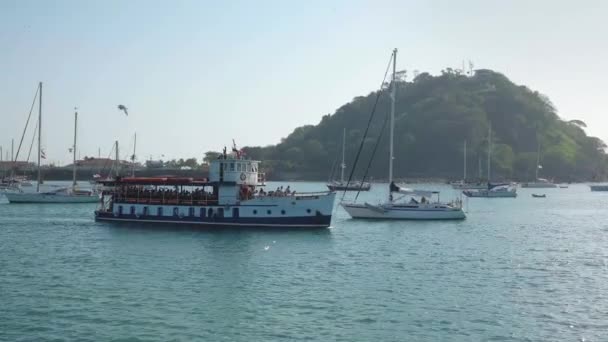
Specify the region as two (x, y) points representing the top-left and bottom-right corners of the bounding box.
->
(114, 185), (298, 202)
(254, 186), (296, 197)
(115, 186), (217, 202)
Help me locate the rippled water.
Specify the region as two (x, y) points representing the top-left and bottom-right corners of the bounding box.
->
(1, 182), (608, 341)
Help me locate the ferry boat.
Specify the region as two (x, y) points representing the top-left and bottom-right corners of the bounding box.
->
(95, 149), (336, 228)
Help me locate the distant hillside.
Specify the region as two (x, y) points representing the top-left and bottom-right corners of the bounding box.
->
(241, 69), (608, 182)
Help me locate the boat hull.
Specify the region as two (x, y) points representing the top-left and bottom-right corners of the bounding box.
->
(95, 211), (331, 228)
(326, 183), (371, 191)
(341, 203), (465, 220)
(462, 190), (517, 198)
(95, 192), (336, 229)
(451, 183), (487, 190)
(521, 183), (557, 188)
(5, 192), (99, 203)
(590, 185), (608, 191)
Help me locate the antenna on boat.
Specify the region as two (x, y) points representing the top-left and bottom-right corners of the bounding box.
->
(131, 132), (137, 177)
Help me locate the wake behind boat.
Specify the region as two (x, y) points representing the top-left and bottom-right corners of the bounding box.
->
(340, 49), (465, 221)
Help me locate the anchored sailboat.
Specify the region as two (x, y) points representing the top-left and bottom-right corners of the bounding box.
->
(521, 139), (557, 188)
(462, 124), (517, 198)
(6, 87), (98, 204)
(341, 49), (465, 220)
(451, 140), (486, 190)
(327, 128), (371, 191)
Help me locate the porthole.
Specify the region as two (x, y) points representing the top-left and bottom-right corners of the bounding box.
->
(253, 210), (257, 215)
(306, 209), (312, 214)
(267, 210), (271, 215)
(281, 210), (286, 215)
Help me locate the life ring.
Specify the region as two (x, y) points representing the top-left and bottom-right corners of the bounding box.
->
(240, 173), (246, 181)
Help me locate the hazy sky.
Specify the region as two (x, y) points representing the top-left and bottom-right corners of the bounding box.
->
(1, 0), (607, 165)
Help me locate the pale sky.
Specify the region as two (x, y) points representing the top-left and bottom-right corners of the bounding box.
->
(1, 0), (607, 165)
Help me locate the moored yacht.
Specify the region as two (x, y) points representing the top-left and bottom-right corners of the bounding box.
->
(340, 49), (465, 220)
(326, 128), (371, 191)
(5, 88), (97, 204)
(460, 123), (517, 198)
(95, 147), (336, 228)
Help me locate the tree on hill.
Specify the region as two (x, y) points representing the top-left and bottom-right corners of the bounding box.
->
(244, 69), (607, 181)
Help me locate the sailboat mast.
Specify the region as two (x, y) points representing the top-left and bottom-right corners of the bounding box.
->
(388, 48), (397, 187)
(463, 140), (467, 181)
(340, 128), (345, 183)
(131, 132), (137, 177)
(115, 140), (120, 177)
(36, 82), (42, 193)
(72, 110), (78, 188)
(487, 123), (491, 181)
(535, 139), (541, 180)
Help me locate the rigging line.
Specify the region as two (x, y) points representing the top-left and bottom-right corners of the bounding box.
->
(340, 50), (394, 202)
(13, 85), (40, 166)
(99, 143), (116, 176)
(25, 118), (39, 163)
(354, 107), (390, 202)
(327, 142), (341, 183)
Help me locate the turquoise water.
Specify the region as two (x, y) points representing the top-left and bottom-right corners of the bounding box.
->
(1, 182), (608, 341)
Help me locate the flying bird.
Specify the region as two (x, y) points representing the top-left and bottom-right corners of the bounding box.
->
(117, 104), (129, 116)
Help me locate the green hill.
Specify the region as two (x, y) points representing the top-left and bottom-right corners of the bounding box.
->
(241, 69), (608, 182)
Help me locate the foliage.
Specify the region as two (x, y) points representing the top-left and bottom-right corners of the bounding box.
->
(244, 69), (608, 181)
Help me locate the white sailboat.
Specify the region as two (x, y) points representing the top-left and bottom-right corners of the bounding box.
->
(521, 140), (557, 188)
(327, 128), (371, 191)
(462, 124), (517, 198)
(341, 49), (465, 220)
(451, 140), (487, 190)
(6, 87), (98, 204)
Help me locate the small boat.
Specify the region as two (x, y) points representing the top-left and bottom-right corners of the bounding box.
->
(559, 184), (569, 188)
(463, 183), (517, 198)
(521, 141), (557, 188)
(461, 125), (517, 198)
(532, 194), (546, 198)
(451, 141), (487, 190)
(522, 178), (558, 188)
(590, 185), (608, 191)
(326, 128), (371, 192)
(340, 49), (465, 221)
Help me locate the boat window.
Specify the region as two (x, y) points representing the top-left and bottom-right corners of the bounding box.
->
(267, 210), (272, 215)
(130, 206), (135, 215)
(173, 207), (179, 216)
(281, 210), (286, 215)
(157, 207), (163, 216)
(306, 209), (311, 214)
(208, 208), (213, 217)
(118, 206), (123, 215)
(253, 209), (257, 215)
(230, 163), (235, 171)
(200, 208), (206, 218)
(189, 207), (195, 217)
(143, 207), (149, 216)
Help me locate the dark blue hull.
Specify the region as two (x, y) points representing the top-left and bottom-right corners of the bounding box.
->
(95, 211), (332, 228)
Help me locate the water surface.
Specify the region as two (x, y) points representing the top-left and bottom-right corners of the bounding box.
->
(1, 182), (607, 341)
